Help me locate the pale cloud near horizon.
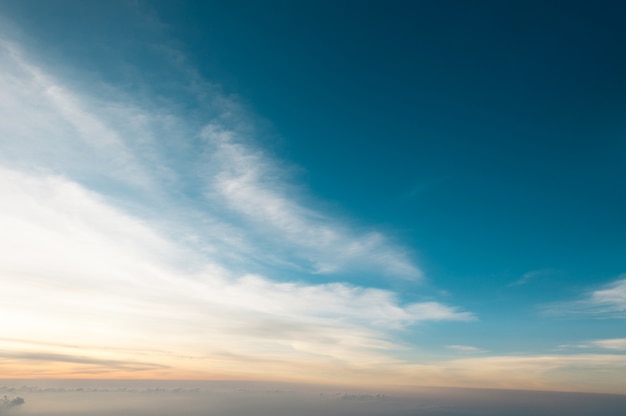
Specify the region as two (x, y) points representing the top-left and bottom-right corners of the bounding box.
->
(0, 164), (470, 381)
(590, 338), (626, 351)
(428, 354), (626, 394)
(445, 345), (486, 354)
(0, 36), (470, 383)
(1, 171), (624, 391)
(3, 381), (625, 416)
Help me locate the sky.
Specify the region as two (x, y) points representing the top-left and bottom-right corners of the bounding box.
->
(0, 0), (625, 400)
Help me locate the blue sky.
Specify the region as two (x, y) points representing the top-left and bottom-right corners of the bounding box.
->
(0, 0), (625, 394)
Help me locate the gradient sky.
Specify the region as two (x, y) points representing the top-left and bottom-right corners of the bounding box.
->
(1, 0), (625, 395)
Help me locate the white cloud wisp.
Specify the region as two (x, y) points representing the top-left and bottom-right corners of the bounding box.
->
(544, 276), (626, 319)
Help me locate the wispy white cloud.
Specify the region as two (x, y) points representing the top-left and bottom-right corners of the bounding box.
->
(202, 123), (422, 279)
(0, 36), (421, 281)
(590, 338), (626, 351)
(588, 277), (626, 313)
(0, 34), (470, 382)
(0, 39), (157, 191)
(509, 268), (559, 287)
(0, 167), (472, 380)
(557, 338), (626, 351)
(445, 345), (486, 354)
(554, 343), (590, 351)
(543, 276), (626, 318)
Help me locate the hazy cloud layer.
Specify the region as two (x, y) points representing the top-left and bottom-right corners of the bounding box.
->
(1, 381), (625, 416)
(0, 36), (421, 281)
(0, 36), (470, 383)
(0, 167), (471, 381)
(445, 345), (486, 354)
(202, 124), (422, 279)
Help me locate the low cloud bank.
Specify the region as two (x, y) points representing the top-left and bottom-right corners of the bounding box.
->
(0, 381), (625, 416)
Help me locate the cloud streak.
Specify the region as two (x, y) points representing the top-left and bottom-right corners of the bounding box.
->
(0, 34), (421, 281)
(509, 269), (560, 287)
(590, 338), (626, 351)
(392, 354), (626, 394)
(1, 352), (165, 373)
(1, 166), (461, 381)
(203, 123), (422, 279)
(445, 345), (486, 354)
(558, 338), (626, 352)
(543, 276), (626, 319)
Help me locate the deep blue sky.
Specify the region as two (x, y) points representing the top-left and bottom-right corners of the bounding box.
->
(152, 0), (626, 298)
(4, 1), (625, 285)
(1, 0), (626, 393)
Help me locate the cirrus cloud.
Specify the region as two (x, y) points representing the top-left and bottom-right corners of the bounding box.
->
(0, 33), (471, 383)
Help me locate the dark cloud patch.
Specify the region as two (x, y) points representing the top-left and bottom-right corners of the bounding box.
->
(1, 395), (25, 411)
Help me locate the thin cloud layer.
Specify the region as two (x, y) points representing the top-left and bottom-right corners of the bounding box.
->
(0, 37), (421, 281)
(202, 123), (422, 279)
(544, 276), (626, 319)
(445, 345), (486, 354)
(559, 338), (626, 352)
(0, 35), (471, 383)
(0, 167), (470, 381)
(589, 277), (626, 315)
(590, 338), (626, 351)
(4, 381), (626, 416)
(339, 353), (626, 394)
